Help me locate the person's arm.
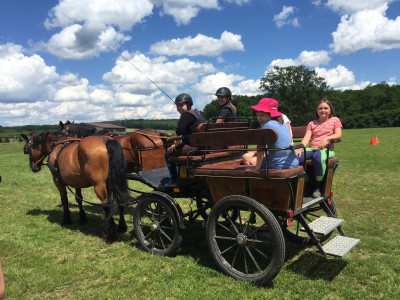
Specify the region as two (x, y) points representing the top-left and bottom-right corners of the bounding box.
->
(0, 257), (5, 300)
(286, 122), (293, 143)
(253, 146), (265, 171)
(296, 129), (312, 157)
(318, 127), (342, 149)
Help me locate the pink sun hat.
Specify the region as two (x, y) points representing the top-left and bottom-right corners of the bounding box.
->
(251, 98), (282, 117)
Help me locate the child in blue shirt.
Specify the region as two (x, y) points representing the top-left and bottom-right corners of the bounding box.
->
(242, 98), (299, 170)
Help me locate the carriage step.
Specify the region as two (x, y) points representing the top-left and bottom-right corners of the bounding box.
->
(302, 216), (344, 235)
(302, 196), (324, 209)
(321, 236), (360, 257)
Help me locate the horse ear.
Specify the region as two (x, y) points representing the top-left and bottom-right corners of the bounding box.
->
(21, 134), (29, 142)
(59, 121), (64, 127)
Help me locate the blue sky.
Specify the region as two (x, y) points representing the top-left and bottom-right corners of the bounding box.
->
(0, 0), (399, 126)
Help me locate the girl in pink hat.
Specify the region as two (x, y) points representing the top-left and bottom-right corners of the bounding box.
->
(295, 99), (342, 197)
(242, 98), (298, 170)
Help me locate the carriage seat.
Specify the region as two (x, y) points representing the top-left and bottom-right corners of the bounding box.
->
(186, 127), (305, 179)
(291, 126), (340, 167)
(168, 121), (252, 164)
(190, 158), (304, 179)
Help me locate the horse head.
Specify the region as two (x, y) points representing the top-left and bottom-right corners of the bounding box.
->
(21, 132), (57, 173)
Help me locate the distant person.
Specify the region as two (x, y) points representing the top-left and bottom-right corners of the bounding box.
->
(215, 87), (237, 123)
(0, 257), (5, 300)
(166, 93), (205, 185)
(242, 98), (298, 170)
(295, 99), (342, 198)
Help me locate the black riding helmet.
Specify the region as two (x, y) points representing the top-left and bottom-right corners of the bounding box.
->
(215, 87), (232, 99)
(175, 93), (193, 106)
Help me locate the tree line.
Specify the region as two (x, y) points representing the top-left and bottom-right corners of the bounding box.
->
(1, 66), (399, 136)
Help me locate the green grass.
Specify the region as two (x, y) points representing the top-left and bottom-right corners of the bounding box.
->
(1, 128), (400, 299)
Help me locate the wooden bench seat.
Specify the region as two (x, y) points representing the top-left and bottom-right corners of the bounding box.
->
(168, 121), (252, 164)
(190, 159), (304, 179)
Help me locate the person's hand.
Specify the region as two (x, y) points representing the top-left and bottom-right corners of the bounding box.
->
(295, 149), (303, 158)
(318, 138), (328, 149)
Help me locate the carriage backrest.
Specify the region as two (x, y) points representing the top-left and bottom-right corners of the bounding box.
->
(291, 126), (307, 141)
(197, 121), (252, 133)
(189, 128), (278, 148)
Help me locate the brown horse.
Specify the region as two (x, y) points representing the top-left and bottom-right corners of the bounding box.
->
(60, 121), (167, 173)
(21, 131), (131, 242)
(113, 129), (167, 173)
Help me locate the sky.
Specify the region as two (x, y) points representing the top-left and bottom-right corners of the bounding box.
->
(0, 0), (400, 126)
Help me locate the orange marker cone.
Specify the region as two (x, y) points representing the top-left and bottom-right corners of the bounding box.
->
(370, 138), (376, 145)
(375, 136), (380, 144)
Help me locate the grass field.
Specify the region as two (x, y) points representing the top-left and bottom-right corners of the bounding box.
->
(0, 128), (399, 299)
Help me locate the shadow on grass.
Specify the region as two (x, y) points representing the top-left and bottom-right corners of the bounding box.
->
(286, 251), (347, 281)
(26, 205), (132, 241)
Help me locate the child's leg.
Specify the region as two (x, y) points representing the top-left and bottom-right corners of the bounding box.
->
(313, 149), (335, 181)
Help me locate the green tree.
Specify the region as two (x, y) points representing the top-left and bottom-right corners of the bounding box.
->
(259, 65), (329, 126)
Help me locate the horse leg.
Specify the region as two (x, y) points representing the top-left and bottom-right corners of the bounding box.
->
(103, 206), (117, 243)
(75, 188), (87, 223)
(118, 205), (128, 233)
(55, 183), (71, 225)
(94, 184), (117, 243)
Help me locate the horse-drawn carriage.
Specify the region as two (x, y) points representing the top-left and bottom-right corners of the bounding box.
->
(22, 121), (359, 285)
(124, 121), (360, 284)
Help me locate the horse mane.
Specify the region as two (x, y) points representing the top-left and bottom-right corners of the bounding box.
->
(31, 131), (58, 149)
(68, 123), (98, 138)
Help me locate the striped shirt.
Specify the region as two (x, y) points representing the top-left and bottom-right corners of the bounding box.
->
(307, 117), (342, 149)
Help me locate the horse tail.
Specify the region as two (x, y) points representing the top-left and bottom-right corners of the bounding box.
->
(105, 139), (130, 209)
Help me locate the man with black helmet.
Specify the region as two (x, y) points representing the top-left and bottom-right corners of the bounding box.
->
(215, 87), (237, 123)
(165, 93), (205, 185)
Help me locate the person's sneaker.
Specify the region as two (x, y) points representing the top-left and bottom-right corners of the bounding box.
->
(312, 187), (321, 198)
(311, 181), (322, 198)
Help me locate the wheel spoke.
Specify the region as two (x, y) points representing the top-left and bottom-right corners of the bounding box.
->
(158, 231), (167, 249)
(244, 245), (262, 272)
(224, 210), (240, 234)
(159, 228), (173, 242)
(214, 235), (237, 241)
(216, 221), (236, 236)
(220, 242), (238, 255)
(249, 243), (270, 260)
(231, 244), (240, 268)
(243, 247), (249, 274)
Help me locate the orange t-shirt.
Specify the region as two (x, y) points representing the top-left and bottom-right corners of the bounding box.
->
(307, 117), (342, 149)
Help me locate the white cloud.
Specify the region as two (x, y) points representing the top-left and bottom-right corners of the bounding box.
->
(155, 0), (220, 25)
(274, 6), (299, 28)
(331, 3), (400, 55)
(0, 43), (58, 103)
(326, 0), (395, 15)
(268, 50), (331, 69)
(315, 65), (370, 90)
(43, 0), (153, 59)
(46, 24), (131, 59)
(103, 51), (216, 96)
(44, 0), (154, 30)
(150, 31), (244, 56)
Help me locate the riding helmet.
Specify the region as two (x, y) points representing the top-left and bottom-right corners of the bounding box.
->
(215, 87), (232, 99)
(175, 93), (193, 105)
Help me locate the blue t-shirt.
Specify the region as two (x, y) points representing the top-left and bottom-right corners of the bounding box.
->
(262, 120), (299, 169)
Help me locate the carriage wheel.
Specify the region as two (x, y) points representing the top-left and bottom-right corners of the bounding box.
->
(283, 199), (337, 244)
(206, 195), (285, 285)
(133, 195), (182, 256)
(195, 197), (238, 223)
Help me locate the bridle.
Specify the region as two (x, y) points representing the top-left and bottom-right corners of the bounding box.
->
(23, 139), (48, 167)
